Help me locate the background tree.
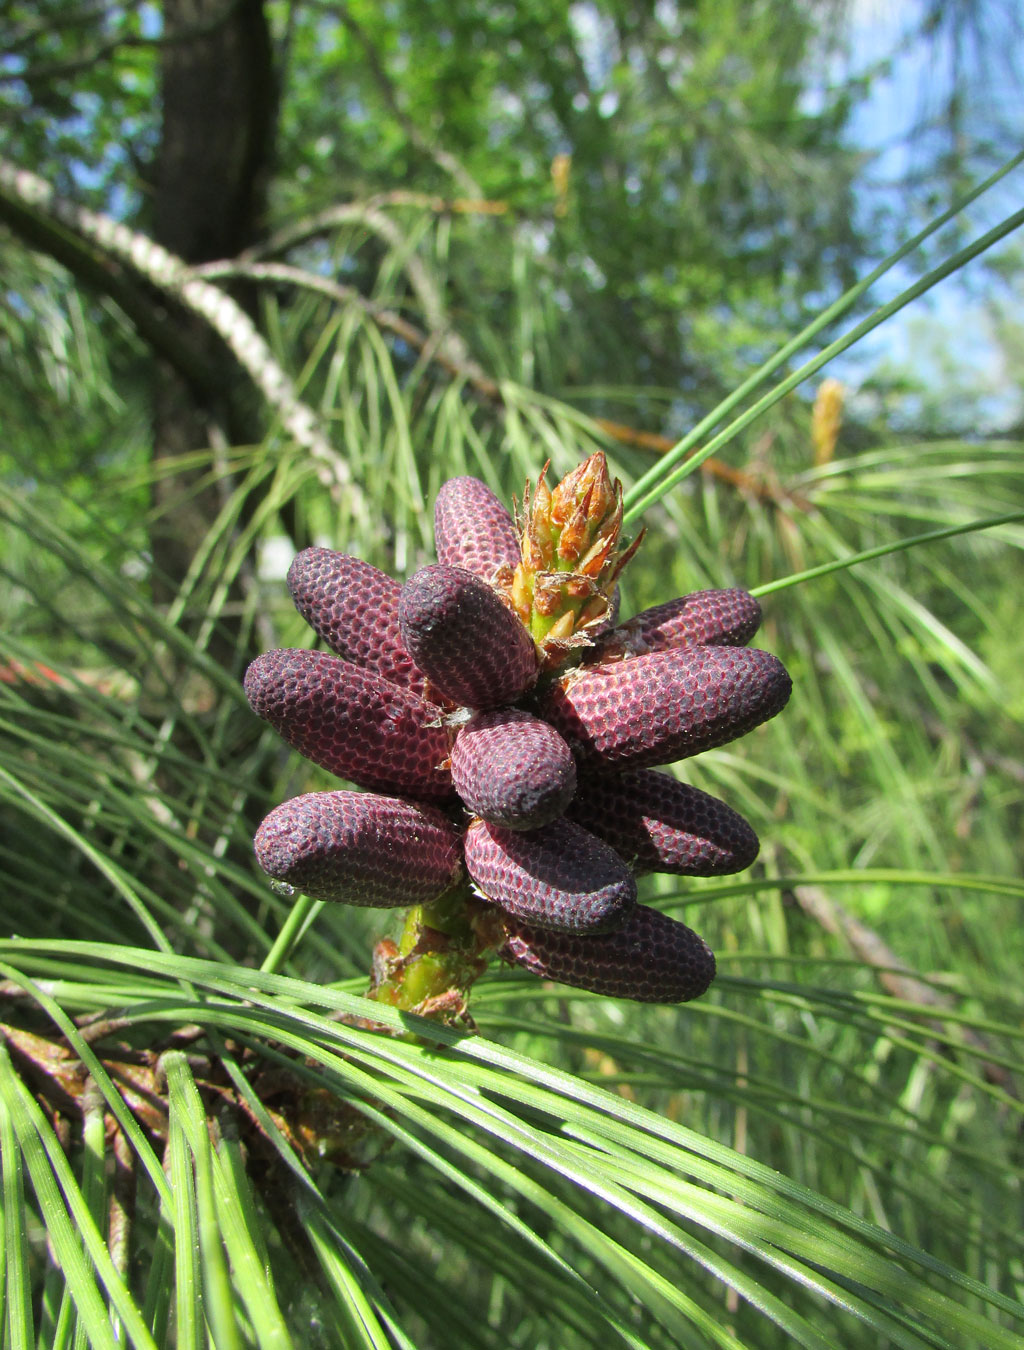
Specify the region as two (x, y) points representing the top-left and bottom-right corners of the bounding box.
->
(0, 2), (1022, 1346)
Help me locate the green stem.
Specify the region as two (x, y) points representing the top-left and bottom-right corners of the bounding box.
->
(260, 893), (322, 975)
(369, 883), (502, 1017)
(622, 151), (1024, 523)
(751, 511), (1024, 597)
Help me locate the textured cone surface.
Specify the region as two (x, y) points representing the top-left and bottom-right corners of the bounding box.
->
(398, 564), (538, 709)
(464, 817), (635, 932)
(451, 710), (577, 831)
(434, 476), (521, 581)
(568, 768), (759, 875)
(540, 645), (791, 770)
(287, 548), (426, 693)
(501, 905), (716, 1003)
(255, 791), (463, 906)
(589, 588), (761, 662)
(244, 649), (453, 800)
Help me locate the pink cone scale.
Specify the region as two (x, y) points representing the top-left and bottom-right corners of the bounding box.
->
(567, 768), (759, 876)
(539, 645), (792, 769)
(450, 709), (576, 831)
(464, 817), (636, 932)
(434, 476), (521, 581)
(255, 791), (463, 906)
(244, 649), (454, 800)
(500, 905), (716, 1003)
(398, 564), (538, 709)
(245, 461), (792, 1009)
(287, 548), (427, 694)
(589, 588), (761, 662)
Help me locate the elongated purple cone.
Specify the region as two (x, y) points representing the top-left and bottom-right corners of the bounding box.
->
(568, 768), (759, 875)
(287, 548), (427, 694)
(451, 709), (576, 831)
(588, 588), (761, 662)
(434, 476), (521, 581)
(255, 791), (463, 905)
(244, 649), (453, 800)
(500, 905), (716, 1003)
(539, 646), (791, 770)
(464, 817), (635, 932)
(398, 564), (538, 709)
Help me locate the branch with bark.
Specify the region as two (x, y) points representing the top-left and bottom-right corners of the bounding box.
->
(0, 156), (364, 519)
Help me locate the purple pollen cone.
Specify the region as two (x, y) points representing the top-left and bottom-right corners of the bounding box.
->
(539, 645), (792, 770)
(434, 476), (521, 581)
(568, 768), (759, 876)
(244, 648), (454, 801)
(287, 548), (427, 694)
(255, 791), (463, 906)
(589, 588), (761, 662)
(398, 564), (538, 709)
(464, 816), (636, 933)
(500, 905), (716, 1003)
(451, 709), (577, 831)
(243, 467), (793, 1012)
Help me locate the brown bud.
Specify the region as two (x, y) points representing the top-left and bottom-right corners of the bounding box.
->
(503, 453), (643, 666)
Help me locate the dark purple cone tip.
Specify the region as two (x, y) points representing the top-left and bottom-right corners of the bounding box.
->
(500, 904), (716, 1003)
(464, 816), (636, 933)
(540, 645), (792, 770)
(450, 709), (577, 831)
(255, 791), (463, 906)
(287, 548), (427, 694)
(244, 649), (454, 801)
(589, 588), (761, 661)
(398, 564), (538, 709)
(568, 768), (759, 876)
(434, 476), (521, 581)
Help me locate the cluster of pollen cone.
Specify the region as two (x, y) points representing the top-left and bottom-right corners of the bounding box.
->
(245, 455), (792, 1008)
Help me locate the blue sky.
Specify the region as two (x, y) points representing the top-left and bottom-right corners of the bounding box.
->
(828, 0), (1023, 430)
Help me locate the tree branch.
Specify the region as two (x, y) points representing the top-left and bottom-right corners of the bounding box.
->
(0, 0), (245, 88)
(243, 199), (453, 336)
(301, 0), (482, 198)
(194, 257), (502, 402)
(0, 156), (365, 520)
(793, 884), (1016, 1093)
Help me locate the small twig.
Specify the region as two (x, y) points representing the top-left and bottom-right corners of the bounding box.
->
(0, 156), (367, 521)
(194, 258), (500, 401)
(238, 200), (451, 336)
(108, 1121), (136, 1341)
(593, 417), (813, 509)
(793, 884), (1016, 1094)
(301, 0), (481, 198)
(0, 0), (244, 88)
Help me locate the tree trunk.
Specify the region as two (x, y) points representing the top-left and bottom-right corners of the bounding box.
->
(149, 0), (276, 620)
